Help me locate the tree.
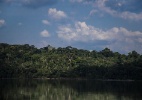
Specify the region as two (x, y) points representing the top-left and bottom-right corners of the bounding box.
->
(128, 51), (140, 58)
(100, 48), (114, 57)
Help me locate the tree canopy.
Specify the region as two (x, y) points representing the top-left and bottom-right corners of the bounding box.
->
(0, 43), (142, 80)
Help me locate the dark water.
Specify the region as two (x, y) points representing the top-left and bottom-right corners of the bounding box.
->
(0, 79), (142, 100)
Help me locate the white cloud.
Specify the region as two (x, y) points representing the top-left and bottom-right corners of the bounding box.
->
(117, 3), (122, 7)
(48, 8), (67, 20)
(57, 21), (142, 53)
(0, 19), (5, 27)
(89, 9), (98, 16)
(70, 0), (92, 4)
(70, 0), (83, 3)
(18, 22), (22, 26)
(94, 0), (142, 20)
(42, 20), (50, 25)
(119, 11), (142, 20)
(40, 30), (50, 37)
(57, 21), (115, 41)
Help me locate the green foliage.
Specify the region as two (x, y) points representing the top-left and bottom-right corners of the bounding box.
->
(0, 43), (142, 80)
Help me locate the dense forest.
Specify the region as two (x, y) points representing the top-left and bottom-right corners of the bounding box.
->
(0, 43), (142, 80)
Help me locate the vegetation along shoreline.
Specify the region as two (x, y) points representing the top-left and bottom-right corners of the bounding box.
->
(0, 43), (142, 80)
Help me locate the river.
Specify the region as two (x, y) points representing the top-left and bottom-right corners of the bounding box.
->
(0, 79), (142, 100)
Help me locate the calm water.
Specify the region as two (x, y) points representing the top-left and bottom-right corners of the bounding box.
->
(0, 79), (142, 100)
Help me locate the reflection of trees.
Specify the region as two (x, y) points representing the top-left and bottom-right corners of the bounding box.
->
(0, 79), (142, 100)
(0, 79), (78, 100)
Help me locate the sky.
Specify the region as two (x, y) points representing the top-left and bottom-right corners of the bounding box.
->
(0, 0), (142, 54)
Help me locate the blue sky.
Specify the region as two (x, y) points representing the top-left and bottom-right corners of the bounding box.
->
(0, 0), (142, 53)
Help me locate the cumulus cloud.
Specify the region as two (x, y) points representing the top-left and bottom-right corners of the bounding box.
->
(48, 8), (67, 20)
(70, 0), (94, 4)
(40, 30), (50, 37)
(105, 0), (142, 13)
(57, 21), (142, 53)
(70, 0), (83, 3)
(0, 19), (5, 27)
(94, 0), (142, 20)
(57, 21), (115, 42)
(42, 20), (50, 25)
(71, 0), (142, 20)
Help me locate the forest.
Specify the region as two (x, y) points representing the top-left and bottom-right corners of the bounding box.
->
(0, 43), (142, 80)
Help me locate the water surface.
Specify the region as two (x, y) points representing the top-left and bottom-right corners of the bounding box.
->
(0, 79), (142, 100)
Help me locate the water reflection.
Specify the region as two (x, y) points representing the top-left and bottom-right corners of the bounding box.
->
(0, 79), (142, 100)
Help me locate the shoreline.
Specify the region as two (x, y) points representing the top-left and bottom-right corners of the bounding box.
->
(0, 78), (141, 81)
